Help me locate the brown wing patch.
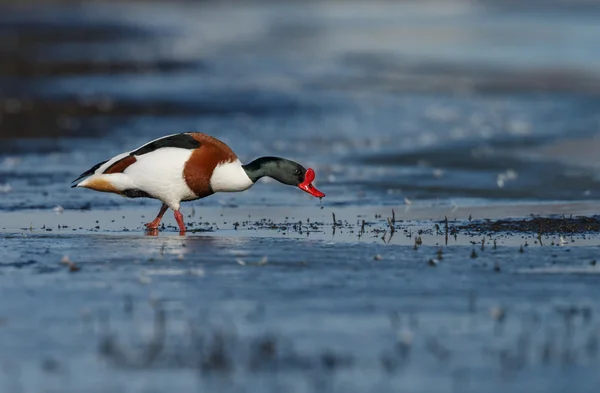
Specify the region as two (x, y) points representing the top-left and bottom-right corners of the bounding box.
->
(104, 155), (137, 174)
(188, 133), (238, 160)
(81, 177), (121, 194)
(183, 133), (238, 198)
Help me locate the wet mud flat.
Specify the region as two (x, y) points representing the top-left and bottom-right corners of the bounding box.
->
(2, 206), (600, 392)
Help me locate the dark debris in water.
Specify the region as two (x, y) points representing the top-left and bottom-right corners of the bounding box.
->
(98, 305), (354, 375)
(91, 296), (600, 382)
(452, 216), (600, 235)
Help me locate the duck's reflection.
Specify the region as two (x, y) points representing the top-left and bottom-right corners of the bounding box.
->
(136, 229), (254, 260)
(144, 228), (160, 237)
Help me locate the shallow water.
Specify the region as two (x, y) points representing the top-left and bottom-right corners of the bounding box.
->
(3, 206), (600, 393)
(2, 1), (600, 392)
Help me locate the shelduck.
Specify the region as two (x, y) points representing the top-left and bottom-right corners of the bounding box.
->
(72, 132), (325, 234)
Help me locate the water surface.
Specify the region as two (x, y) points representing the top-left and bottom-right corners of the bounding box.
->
(1, 1), (600, 392)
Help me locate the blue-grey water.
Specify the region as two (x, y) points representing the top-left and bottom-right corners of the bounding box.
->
(2, 1), (600, 392)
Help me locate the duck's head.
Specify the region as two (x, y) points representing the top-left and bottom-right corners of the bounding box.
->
(242, 157), (326, 198)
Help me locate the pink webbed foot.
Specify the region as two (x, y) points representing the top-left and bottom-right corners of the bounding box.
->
(144, 218), (162, 230)
(144, 204), (169, 230)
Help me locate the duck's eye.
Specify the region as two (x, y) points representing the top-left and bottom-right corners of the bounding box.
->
(295, 169), (302, 175)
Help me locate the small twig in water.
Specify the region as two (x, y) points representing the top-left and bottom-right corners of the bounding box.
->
(444, 216), (449, 245)
(387, 218), (395, 235)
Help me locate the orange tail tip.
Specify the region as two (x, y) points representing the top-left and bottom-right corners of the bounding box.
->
(76, 177), (120, 193)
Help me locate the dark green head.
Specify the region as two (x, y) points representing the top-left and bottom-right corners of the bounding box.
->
(242, 156), (325, 197)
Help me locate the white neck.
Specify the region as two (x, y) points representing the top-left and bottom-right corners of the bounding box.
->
(210, 160), (254, 192)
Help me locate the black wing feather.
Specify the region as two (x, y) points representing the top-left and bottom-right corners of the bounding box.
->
(131, 133), (201, 156)
(71, 159), (108, 186)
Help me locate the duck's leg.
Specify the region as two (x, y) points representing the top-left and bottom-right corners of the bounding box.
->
(145, 203), (169, 229)
(174, 210), (186, 234)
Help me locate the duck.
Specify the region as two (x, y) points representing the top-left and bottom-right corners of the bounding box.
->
(72, 132), (325, 234)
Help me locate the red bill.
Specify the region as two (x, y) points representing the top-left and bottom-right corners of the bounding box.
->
(298, 168), (325, 198)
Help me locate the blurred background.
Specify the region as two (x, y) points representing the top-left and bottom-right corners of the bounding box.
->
(2, 0), (600, 212)
(3, 2), (600, 393)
